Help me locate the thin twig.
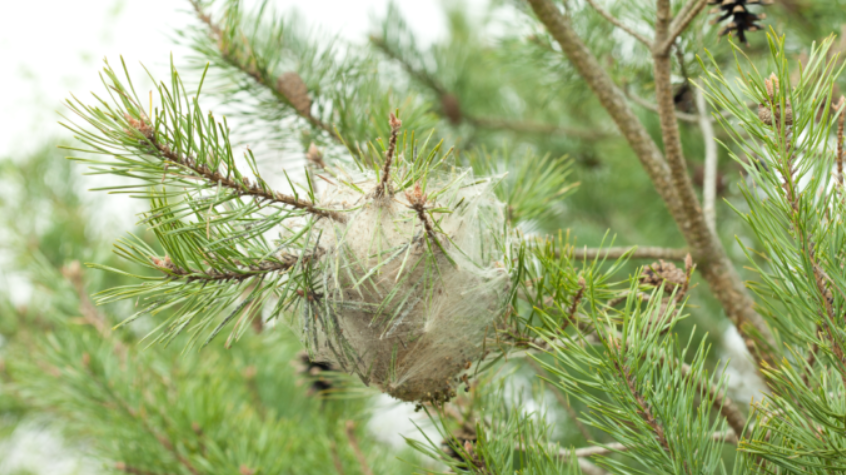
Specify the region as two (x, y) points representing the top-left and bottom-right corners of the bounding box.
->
(125, 116), (346, 222)
(371, 35), (606, 139)
(680, 360), (746, 438)
(625, 88), (746, 124)
(696, 79), (718, 233)
(468, 116), (612, 140)
(330, 442), (347, 475)
(152, 253), (299, 283)
(374, 113), (402, 198)
(189, 1), (339, 140)
(567, 246), (689, 261)
(659, 0), (708, 54)
(626, 89), (699, 123)
(344, 421), (375, 475)
(584, 0), (652, 47)
(62, 261), (110, 336)
(113, 463), (169, 475)
(553, 430), (735, 460)
(836, 96), (845, 187)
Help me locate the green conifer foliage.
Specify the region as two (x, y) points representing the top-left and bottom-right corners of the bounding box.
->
(3, 0), (846, 474)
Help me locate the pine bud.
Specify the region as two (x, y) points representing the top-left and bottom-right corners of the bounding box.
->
(758, 73), (793, 127)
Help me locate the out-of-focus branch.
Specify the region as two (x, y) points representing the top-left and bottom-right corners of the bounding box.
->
(469, 117), (611, 140)
(584, 0), (651, 46)
(658, 0), (709, 54)
(683, 361), (746, 438)
(554, 430), (735, 459)
(525, 0), (776, 364)
(189, 1), (339, 141)
(370, 35), (607, 139)
(345, 421), (374, 475)
(567, 246), (689, 261)
(627, 90), (698, 123)
(696, 80), (718, 232)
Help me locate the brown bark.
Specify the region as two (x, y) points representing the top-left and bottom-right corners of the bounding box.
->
(525, 0), (775, 358)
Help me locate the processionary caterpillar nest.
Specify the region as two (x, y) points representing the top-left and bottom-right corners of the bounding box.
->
(288, 157), (511, 404)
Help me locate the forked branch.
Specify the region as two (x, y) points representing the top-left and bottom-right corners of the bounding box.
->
(525, 0), (775, 365)
(584, 0), (652, 46)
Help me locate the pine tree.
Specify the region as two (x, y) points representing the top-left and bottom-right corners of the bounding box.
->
(2, 0), (846, 473)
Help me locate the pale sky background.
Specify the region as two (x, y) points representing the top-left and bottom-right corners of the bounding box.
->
(0, 0), (480, 158)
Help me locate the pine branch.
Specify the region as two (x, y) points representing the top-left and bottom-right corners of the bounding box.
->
(625, 88), (742, 124)
(344, 421), (374, 475)
(151, 253), (298, 283)
(658, 0), (709, 54)
(126, 116), (346, 222)
(468, 116), (611, 140)
(554, 430), (736, 459)
(583, 0), (652, 47)
(114, 463), (169, 475)
(567, 246), (689, 261)
(374, 113), (401, 198)
(189, 0), (339, 141)
(676, 357), (746, 438)
(370, 35), (607, 140)
(524, 0), (775, 363)
(837, 95), (845, 187)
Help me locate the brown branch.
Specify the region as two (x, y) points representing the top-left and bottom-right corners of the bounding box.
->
(374, 113), (402, 198)
(371, 34), (607, 140)
(344, 421), (375, 475)
(62, 260), (110, 336)
(468, 116), (612, 140)
(405, 182), (442, 247)
(126, 116), (345, 222)
(625, 88), (748, 124)
(189, 1), (339, 140)
(526, 0), (775, 363)
(330, 442), (347, 475)
(626, 89), (700, 123)
(680, 360), (746, 439)
(114, 463), (171, 475)
(618, 361), (669, 451)
(553, 430), (735, 459)
(567, 246), (689, 261)
(152, 253), (298, 283)
(837, 95), (845, 187)
(584, 0), (652, 47)
(659, 0), (708, 54)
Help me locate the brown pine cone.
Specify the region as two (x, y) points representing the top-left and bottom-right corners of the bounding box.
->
(640, 260), (686, 292)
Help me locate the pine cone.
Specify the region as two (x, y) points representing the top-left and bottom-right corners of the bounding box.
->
(640, 260), (686, 292)
(708, 0), (771, 45)
(276, 72), (312, 117)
